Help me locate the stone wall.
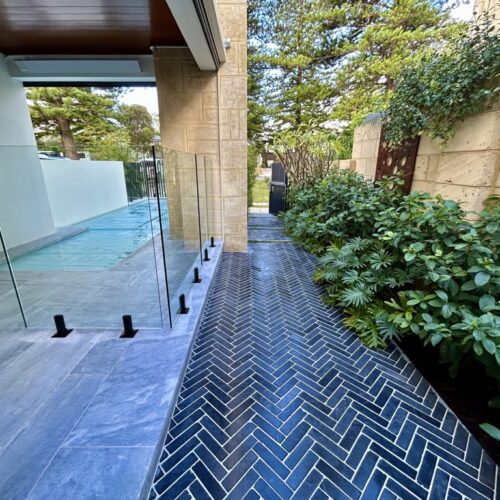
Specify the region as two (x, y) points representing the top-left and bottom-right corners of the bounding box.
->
(350, 116), (382, 180)
(348, 107), (500, 213)
(153, 0), (248, 252)
(412, 108), (500, 213)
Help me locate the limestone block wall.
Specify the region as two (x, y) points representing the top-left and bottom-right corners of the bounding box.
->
(412, 107), (500, 213)
(153, 0), (248, 252)
(348, 107), (500, 213)
(351, 117), (382, 180)
(331, 159), (356, 171)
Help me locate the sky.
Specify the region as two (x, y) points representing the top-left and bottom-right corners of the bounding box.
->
(120, 87), (159, 115)
(120, 1), (474, 115)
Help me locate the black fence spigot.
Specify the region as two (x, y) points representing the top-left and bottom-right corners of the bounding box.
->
(52, 315), (73, 338)
(204, 248), (211, 262)
(210, 237), (216, 248)
(121, 315), (139, 338)
(179, 294), (189, 314)
(193, 267), (201, 283)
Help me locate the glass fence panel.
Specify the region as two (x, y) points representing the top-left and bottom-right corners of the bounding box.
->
(203, 155), (223, 244)
(155, 147), (203, 326)
(0, 146), (164, 329)
(0, 227), (26, 329)
(196, 155), (209, 251)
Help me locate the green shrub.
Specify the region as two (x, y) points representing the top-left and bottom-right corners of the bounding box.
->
(315, 237), (410, 348)
(283, 169), (403, 253)
(284, 169), (500, 386)
(384, 13), (500, 147)
(378, 194), (500, 380)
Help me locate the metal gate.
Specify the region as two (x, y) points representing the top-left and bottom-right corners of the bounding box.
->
(124, 159), (166, 201)
(375, 126), (420, 194)
(269, 162), (287, 215)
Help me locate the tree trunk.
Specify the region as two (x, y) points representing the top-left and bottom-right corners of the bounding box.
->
(57, 117), (80, 160)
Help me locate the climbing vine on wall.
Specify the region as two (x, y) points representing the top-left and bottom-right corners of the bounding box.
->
(383, 13), (500, 148)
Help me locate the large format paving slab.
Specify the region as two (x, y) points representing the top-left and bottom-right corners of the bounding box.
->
(0, 242), (223, 500)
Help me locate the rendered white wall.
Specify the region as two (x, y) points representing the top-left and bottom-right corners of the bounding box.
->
(41, 160), (128, 227)
(0, 55), (56, 249)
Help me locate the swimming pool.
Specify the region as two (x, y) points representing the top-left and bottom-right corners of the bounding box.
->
(3, 199), (168, 271)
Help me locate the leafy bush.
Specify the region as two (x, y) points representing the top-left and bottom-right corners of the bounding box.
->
(315, 237), (410, 348)
(284, 169), (500, 387)
(283, 169), (403, 253)
(384, 13), (500, 147)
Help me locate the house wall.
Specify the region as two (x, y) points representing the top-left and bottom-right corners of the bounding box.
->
(349, 106), (500, 213)
(0, 55), (56, 249)
(154, 0), (248, 252)
(41, 160), (128, 227)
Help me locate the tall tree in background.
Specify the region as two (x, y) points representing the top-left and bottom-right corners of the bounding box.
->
(27, 87), (119, 159)
(27, 87), (158, 161)
(118, 104), (156, 151)
(319, 0), (463, 125)
(247, 0), (280, 146)
(262, 0), (333, 129)
(249, 0), (463, 155)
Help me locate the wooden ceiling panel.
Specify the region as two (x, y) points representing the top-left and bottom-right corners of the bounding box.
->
(0, 0), (186, 55)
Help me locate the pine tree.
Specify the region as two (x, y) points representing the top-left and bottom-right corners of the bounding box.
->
(249, 0), (463, 140)
(27, 87), (120, 159)
(318, 0), (463, 124)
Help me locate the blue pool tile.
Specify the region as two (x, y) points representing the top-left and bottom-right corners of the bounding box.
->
(254, 478), (281, 500)
(195, 444), (227, 481)
(254, 459), (293, 498)
(290, 469), (322, 499)
(193, 461), (226, 500)
(189, 479), (212, 500)
(226, 470), (259, 499)
(222, 450), (258, 491)
(286, 450), (318, 489)
(428, 468), (450, 500)
(320, 478), (352, 500)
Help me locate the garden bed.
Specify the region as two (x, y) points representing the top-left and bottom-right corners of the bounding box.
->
(398, 336), (500, 465)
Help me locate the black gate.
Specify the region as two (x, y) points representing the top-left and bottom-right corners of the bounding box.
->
(124, 159), (166, 201)
(269, 162), (287, 215)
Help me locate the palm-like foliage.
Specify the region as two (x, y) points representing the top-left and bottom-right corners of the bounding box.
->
(315, 238), (410, 345)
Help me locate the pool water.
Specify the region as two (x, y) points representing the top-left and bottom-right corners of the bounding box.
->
(3, 199), (168, 271)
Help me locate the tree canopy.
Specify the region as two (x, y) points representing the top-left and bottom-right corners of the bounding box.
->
(248, 0), (465, 154)
(27, 87), (158, 160)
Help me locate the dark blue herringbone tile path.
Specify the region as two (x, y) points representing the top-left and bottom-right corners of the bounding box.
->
(150, 215), (498, 499)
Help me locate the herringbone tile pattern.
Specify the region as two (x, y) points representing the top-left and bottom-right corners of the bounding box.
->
(150, 217), (497, 499)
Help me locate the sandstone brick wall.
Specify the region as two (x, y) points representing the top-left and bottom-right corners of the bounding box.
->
(154, 0), (248, 252)
(412, 107), (500, 213)
(348, 107), (500, 213)
(351, 117), (382, 180)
